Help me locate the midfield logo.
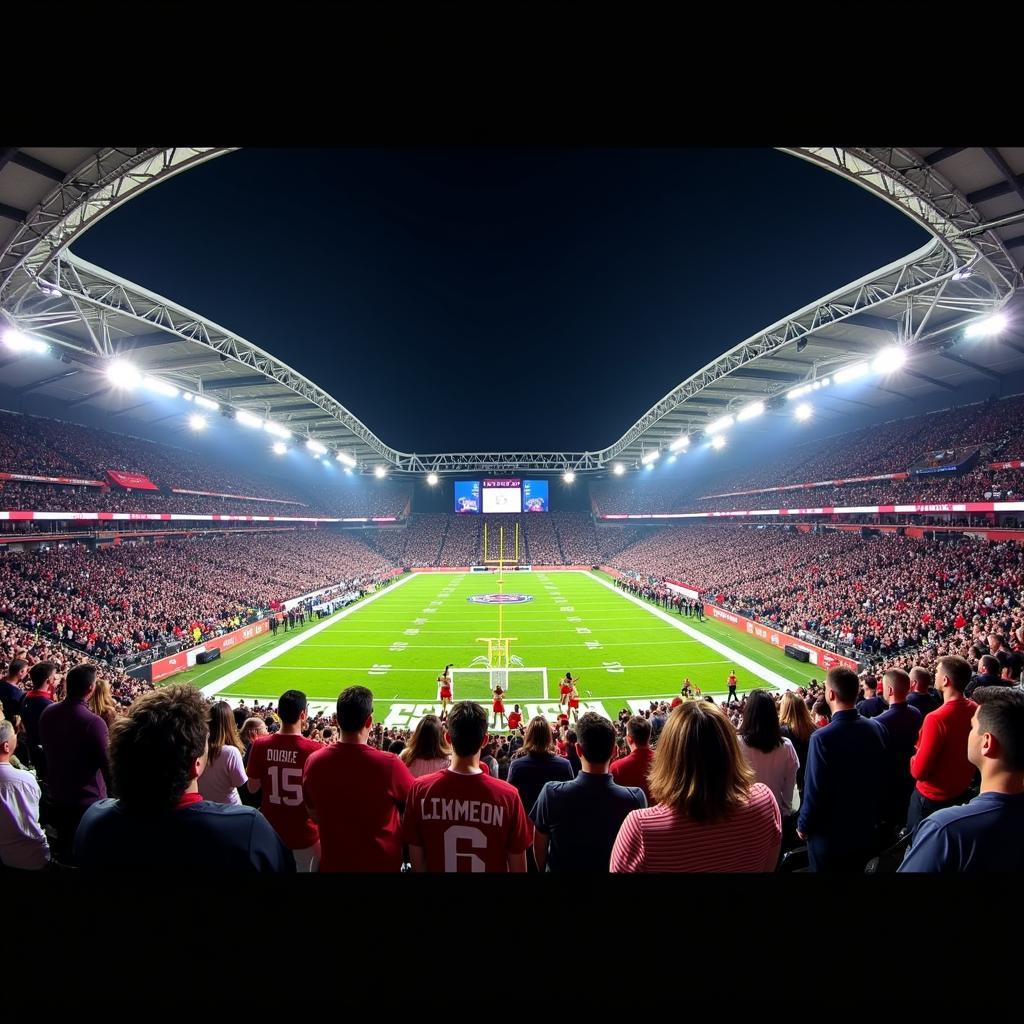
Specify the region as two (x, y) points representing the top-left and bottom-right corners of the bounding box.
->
(467, 594), (534, 604)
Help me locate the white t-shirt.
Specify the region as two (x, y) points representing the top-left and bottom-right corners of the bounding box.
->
(0, 762), (50, 870)
(198, 745), (246, 805)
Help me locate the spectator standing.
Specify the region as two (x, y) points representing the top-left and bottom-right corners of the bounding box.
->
(778, 691), (816, 794)
(737, 690), (799, 821)
(874, 669), (923, 837)
(965, 655), (1008, 699)
(400, 715), (451, 778)
(900, 687), (1024, 872)
(907, 667), (941, 719)
(564, 730), (582, 778)
(37, 663), (111, 859)
(797, 667), (887, 872)
(87, 676), (120, 730)
(302, 686), (414, 872)
(610, 701), (781, 872)
(856, 675), (887, 719)
(506, 717), (574, 817)
(198, 701), (247, 806)
(908, 656), (979, 830)
(610, 715), (656, 803)
(0, 659), (27, 728)
(402, 700), (530, 873)
(531, 712), (646, 872)
(20, 662), (56, 770)
(0, 719), (50, 870)
(74, 685), (292, 871)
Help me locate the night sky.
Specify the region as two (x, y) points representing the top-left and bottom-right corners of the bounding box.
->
(73, 149), (929, 453)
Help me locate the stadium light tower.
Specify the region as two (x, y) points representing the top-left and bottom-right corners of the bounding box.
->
(964, 312), (1009, 339)
(736, 400), (765, 422)
(669, 434), (690, 452)
(711, 435), (727, 450)
(188, 413), (208, 431)
(2, 327), (49, 355)
(706, 414), (733, 436)
(871, 345), (906, 374)
(612, 463), (625, 475)
(375, 466), (387, 479)
(306, 439), (327, 456)
(427, 472), (439, 486)
(563, 471), (576, 483)
(337, 452), (357, 467)
(641, 449), (660, 465)
(106, 360), (141, 389)
(794, 402), (813, 422)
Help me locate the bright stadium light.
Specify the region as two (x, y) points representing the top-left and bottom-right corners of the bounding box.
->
(612, 463), (625, 476)
(264, 421), (292, 439)
(794, 402), (813, 422)
(737, 400), (765, 423)
(106, 360), (141, 389)
(706, 414), (734, 436)
(427, 472), (439, 486)
(563, 471), (576, 483)
(188, 413), (208, 431)
(194, 395), (219, 411)
(668, 454), (677, 463)
(669, 434), (690, 452)
(2, 328), (49, 355)
(182, 392), (194, 402)
(306, 439), (327, 456)
(641, 449), (660, 465)
(964, 312), (1009, 339)
(872, 345), (906, 374)
(272, 441), (287, 455)
(711, 435), (727, 450)
(375, 466), (387, 478)
(142, 375), (179, 398)
(236, 409), (264, 429)
(337, 452), (357, 467)
(834, 361), (869, 384)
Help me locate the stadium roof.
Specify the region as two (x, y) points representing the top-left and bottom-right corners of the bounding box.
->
(1, 146), (1022, 475)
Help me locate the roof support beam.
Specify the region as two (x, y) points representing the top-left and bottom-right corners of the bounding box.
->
(20, 369), (81, 393)
(924, 147), (968, 166)
(10, 152), (66, 183)
(982, 149), (1024, 208)
(201, 375), (281, 390)
(937, 350), (1001, 380)
(64, 387), (110, 408)
(0, 201), (28, 224)
(903, 368), (956, 391)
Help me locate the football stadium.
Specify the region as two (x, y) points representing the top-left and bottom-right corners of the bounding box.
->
(1, 146), (1023, 875)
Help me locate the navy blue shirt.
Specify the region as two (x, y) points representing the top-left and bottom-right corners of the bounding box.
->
(506, 753), (574, 817)
(857, 695), (888, 719)
(907, 690), (942, 718)
(75, 797), (295, 872)
(531, 772), (646, 872)
(0, 680), (25, 724)
(898, 791), (1024, 872)
(965, 674), (1012, 700)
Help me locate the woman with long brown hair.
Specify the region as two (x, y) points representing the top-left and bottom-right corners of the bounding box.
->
(87, 675), (120, 729)
(506, 716), (574, 818)
(610, 701), (781, 872)
(400, 714), (452, 777)
(198, 700), (247, 805)
(779, 690), (816, 793)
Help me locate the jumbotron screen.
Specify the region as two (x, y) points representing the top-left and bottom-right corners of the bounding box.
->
(454, 479), (549, 513)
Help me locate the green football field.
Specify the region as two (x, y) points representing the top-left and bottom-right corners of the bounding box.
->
(173, 570), (821, 731)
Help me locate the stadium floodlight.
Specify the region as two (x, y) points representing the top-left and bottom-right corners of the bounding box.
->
(964, 312), (1009, 339)
(669, 434), (690, 452)
(794, 402), (813, 422)
(188, 413), (208, 431)
(871, 345), (906, 375)
(305, 439), (328, 455)
(272, 441), (287, 455)
(374, 466), (387, 478)
(736, 400), (765, 422)
(236, 409), (264, 429)
(834, 361), (869, 384)
(667, 454), (677, 463)
(194, 395), (219, 411)
(612, 463), (625, 475)
(337, 452), (357, 467)
(563, 471), (576, 483)
(264, 421), (292, 439)
(711, 434), (727, 450)
(142, 375), (179, 398)
(182, 392), (193, 402)
(706, 414), (734, 436)
(641, 449), (660, 465)
(106, 360), (142, 389)
(819, 377), (830, 387)
(2, 328), (50, 355)
(427, 472), (439, 486)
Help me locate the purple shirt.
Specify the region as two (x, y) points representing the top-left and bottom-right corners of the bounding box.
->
(38, 698), (110, 811)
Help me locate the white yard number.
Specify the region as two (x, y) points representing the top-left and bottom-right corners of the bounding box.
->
(602, 661), (624, 673)
(266, 766), (303, 806)
(444, 825), (488, 872)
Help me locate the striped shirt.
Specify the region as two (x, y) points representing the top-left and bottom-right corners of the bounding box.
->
(610, 783), (781, 872)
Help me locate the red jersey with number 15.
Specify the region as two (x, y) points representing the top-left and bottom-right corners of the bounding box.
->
(246, 733), (323, 850)
(401, 769), (530, 872)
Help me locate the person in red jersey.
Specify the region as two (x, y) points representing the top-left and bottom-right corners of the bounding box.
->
(507, 704), (524, 734)
(302, 685), (414, 872)
(402, 700), (530, 872)
(611, 715), (656, 804)
(567, 682), (581, 725)
(727, 670), (739, 706)
(246, 689), (323, 871)
(492, 684), (506, 729)
(438, 665), (453, 717)
(559, 672), (577, 708)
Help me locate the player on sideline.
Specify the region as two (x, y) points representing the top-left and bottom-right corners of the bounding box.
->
(681, 678), (694, 699)
(567, 681), (581, 725)
(492, 684), (507, 730)
(507, 704), (524, 734)
(438, 665), (453, 718)
(727, 669), (739, 705)
(559, 672), (578, 708)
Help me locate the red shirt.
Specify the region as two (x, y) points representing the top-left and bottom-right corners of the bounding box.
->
(610, 745), (656, 803)
(910, 696), (979, 802)
(401, 769), (530, 872)
(247, 732), (323, 849)
(302, 742), (414, 871)
(507, 712), (522, 729)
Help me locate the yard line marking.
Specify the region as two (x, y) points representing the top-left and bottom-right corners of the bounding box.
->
(198, 571), (418, 698)
(584, 571), (797, 692)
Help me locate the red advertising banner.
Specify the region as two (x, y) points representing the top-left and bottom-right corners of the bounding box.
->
(171, 488), (306, 505)
(990, 461), (1023, 470)
(149, 618), (271, 683)
(703, 603), (861, 673)
(0, 472), (106, 487)
(106, 470), (159, 491)
(702, 472), (910, 500)
(599, 499), (1024, 521)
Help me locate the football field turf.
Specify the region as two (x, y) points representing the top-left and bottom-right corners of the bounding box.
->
(174, 570), (821, 731)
